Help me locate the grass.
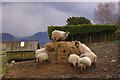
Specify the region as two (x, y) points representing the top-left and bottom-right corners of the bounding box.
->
(0, 51), (7, 74)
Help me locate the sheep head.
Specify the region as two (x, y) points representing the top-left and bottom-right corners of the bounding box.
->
(63, 32), (70, 40)
(77, 61), (85, 70)
(74, 41), (81, 48)
(65, 32), (70, 36)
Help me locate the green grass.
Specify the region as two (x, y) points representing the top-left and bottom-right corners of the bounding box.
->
(0, 66), (7, 74)
(0, 51), (7, 74)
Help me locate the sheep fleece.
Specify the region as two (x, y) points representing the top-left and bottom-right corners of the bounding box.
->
(35, 48), (46, 57)
(78, 57), (91, 68)
(68, 54), (80, 67)
(52, 30), (68, 41)
(36, 52), (48, 62)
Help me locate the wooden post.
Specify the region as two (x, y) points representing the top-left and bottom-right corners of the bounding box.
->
(90, 35), (92, 43)
(105, 34), (106, 42)
(6, 52), (9, 62)
(22, 52), (24, 60)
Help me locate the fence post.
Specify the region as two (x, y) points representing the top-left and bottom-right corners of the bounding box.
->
(90, 35), (92, 43)
(105, 34), (106, 42)
(22, 52), (24, 61)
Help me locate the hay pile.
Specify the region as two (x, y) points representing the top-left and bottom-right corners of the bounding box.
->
(45, 41), (79, 55)
(45, 41), (79, 64)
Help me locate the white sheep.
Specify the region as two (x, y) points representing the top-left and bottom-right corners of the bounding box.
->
(35, 52), (48, 64)
(80, 52), (97, 64)
(52, 30), (70, 42)
(68, 54), (80, 68)
(75, 41), (92, 53)
(77, 56), (91, 70)
(35, 48), (46, 57)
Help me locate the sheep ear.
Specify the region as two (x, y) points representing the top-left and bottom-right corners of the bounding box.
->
(79, 41), (81, 44)
(66, 32), (70, 34)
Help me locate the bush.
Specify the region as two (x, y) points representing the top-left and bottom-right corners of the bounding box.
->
(48, 24), (119, 40)
(66, 17), (91, 25)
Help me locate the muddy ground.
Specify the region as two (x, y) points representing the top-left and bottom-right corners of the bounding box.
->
(2, 41), (119, 79)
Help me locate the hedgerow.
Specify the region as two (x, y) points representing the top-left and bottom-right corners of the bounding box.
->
(48, 24), (119, 40)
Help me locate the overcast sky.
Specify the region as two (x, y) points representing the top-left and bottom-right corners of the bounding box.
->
(2, 1), (118, 37)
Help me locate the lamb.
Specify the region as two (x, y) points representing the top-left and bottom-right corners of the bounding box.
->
(52, 30), (70, 42)
(68, 54), (80, 68)
(35, 52), (48, 64)
(80, 52), (97, 64)
(35, 48), (47, 63)
(74, 41), (92, 53)
(35, 48), (46, 57)
(77, 56), (91, 70)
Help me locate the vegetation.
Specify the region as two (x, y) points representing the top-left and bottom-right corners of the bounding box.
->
(94, 3), (118, 25)
(0, 51), (7, 74)
(48, 24), (119, 43)
(66, 17), (91, 25)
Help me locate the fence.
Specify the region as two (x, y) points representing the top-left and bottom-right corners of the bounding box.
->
(66, 31), (120, 43)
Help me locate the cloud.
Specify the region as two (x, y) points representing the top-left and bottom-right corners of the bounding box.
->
(3, 0), (120, 2)
(2, 2), (105, 37)
(2, 2), (73, 37)
(44, 2), (98, 19)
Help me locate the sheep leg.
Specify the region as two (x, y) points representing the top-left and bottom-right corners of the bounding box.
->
(86, 65), (89, 70)
(43, 60), (45, 64)
(83, 65), (86, 70)
(34, 57), (36, 63)
(81, 66), (83, 70)
(75, 63), (78, 69)
(38, 58), (39, 62)
(92, 62), (96, 67)
(52, 39), (55, 43)
(73, 63), (76, 69)
(45, 60), (48, 64)
(70, 63), (73, 66)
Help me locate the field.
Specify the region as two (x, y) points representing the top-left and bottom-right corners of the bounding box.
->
(2, 41), (119, 79)
(0, 51), (7, 74)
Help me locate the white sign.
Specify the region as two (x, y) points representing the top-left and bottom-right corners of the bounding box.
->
(20, 41), (24, 47)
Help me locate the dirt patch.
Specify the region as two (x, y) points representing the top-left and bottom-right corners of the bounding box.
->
(2, 41), (119, 78)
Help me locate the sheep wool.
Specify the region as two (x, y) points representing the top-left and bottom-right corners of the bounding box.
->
(78, 42), (92, 53)
(68, 54), (80, 68)
(36, 52), (48, 63)
(77, 57), (91, 70)
(52, 30), (70, 42)
(35, 48), (46, 57)
(81, 52), (97, 63)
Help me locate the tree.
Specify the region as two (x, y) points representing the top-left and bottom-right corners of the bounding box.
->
(66, 17), (91, 25)
(93, 3), (118, 25)
(118, 2), (120, 26)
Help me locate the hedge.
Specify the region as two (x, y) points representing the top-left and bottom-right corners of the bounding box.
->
(48, 24), (119, 40)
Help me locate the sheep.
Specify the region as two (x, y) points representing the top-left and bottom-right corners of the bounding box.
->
(68, 54), (80, 68)
(35, 48), (46, 57)
(35, 48), (46, 62)
(52, 30), (70, 42)
(80, 52), (97, 64)
(35, 52), (48, 64)
(11, 60), (15, 63)
(77, 56), (91, 70)
(74, 41), (92, 53)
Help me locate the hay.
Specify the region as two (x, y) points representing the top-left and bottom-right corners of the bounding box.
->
(45, 41), (79, 64)
(45, 41), (79, 54)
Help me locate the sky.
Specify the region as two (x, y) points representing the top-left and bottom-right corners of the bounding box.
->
(1, 0), (119, 37)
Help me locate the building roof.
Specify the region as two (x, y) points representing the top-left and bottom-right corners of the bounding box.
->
(6, 40), (39, 52)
